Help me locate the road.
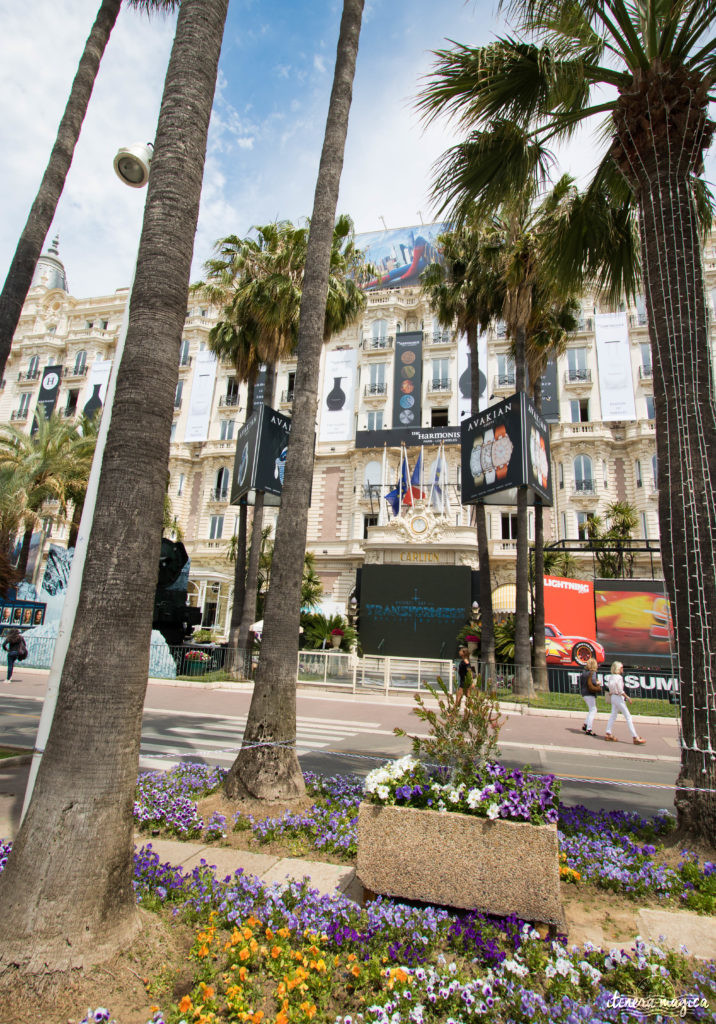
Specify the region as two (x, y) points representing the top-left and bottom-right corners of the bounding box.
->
(0, 669), (682, 816)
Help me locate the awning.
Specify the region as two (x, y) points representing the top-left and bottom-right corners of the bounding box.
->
(491, 583), (532, 614)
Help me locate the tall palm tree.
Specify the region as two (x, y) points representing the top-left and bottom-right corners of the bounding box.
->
(421, 220), (502, 681)
(419, 0), (716, 840)
(0, 410), (78, 576)
(224, 0), (365, 802)
(0, 0), (228, 969)
(0, 0), (177, 382)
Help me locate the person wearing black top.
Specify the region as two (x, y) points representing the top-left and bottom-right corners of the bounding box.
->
(579, 656), (601, 736)
(456, 647), (475, 706)
(3, 628), (26, 682)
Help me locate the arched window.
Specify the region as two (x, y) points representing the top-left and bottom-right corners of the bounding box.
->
(573, 455), (593, 493)
(363, 459), (381, 499)
(28, 355), (39, 377)
(74, 350), (87, 375)
(215, 467), (229, 501)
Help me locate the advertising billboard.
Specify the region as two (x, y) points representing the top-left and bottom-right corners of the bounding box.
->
(460, 392), (552, 505)
(594, 578), (674, 669)
(319, 348), (357, 442)
(539, 358), (560, 422)
(360, 564), (471, 658)
(356, 425), (460, 448)
(543, 576), (603, 667)
(184, 350), (217, 442)
(392, 331), (423, 429)
(356, 223), (447, 290)
(594, 313), (637, 421)
(32, 364), (63, 432)
(231, 405), (291, 507)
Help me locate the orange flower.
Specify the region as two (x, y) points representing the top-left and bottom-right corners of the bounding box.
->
(265, 927), (274, 941)
(179, 995), (192, 1014)
(271, 946), (282, 959)
(243, 927), (254, 940)
(247, 915), (260, 927)
(278, 927), (291, 939)
(395, 968), (408, 983)
(276, 1015), (288, 1024)
(249, 938), (258, 952)
(199, 982), (215, 1000)
(197, 944), (209, 958)
(300, 1002), (317, 1020)
(238, 966), (248, 982)
(239, 947), (250, 961)
(251, 1013), (264, 1024)
(350, 963), (361, 978)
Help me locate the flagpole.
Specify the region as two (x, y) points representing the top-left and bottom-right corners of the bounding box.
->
(420, 444), (424, 496)
(378, 443), (387, 525)
(444, 447), (452, 517)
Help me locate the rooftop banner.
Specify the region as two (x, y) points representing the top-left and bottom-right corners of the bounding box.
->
(594, 312), (636, 421)
(392, 331), (423, 429)
(355, 223), (447, 290)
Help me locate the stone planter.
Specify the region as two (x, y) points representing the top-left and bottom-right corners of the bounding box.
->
(330, 634), (342, 649)
(466, 640), (478, 655)
(357, 802), (564, 927)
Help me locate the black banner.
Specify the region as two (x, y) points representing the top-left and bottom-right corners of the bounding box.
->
(392, 331), (423, 429)
(539, 358), (560, 422)
(356, 425), (460, 448)
(253, 365), (267, 408)
(230, 405), (291, 507)
(549, 666), (678, 702)
(32, 364), (62, 433)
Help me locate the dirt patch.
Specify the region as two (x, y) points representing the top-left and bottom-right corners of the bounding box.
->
(0, 911), (194, 1024)
(561, 886), (642, 948)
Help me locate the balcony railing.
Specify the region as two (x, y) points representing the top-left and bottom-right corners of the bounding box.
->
(630, 312), (648, 328)
(17, 369), (41, 382)
(492, 373), (515, 390)
(428, 378), (451, 393)
(208, 489), (229, 502)
(364, 382), (388, 396)
(11, 410), (29, 421)
(362, 336), (393, 351)
(280, 389), (294, 404)
(576, 317), (594, 332)
(218, 394), (240, 408)
(565, 368), (592, 383)
(572, 480), (596, 496)
(63, 364), (88, 378)
(639, 364), (653, 380)
(429, 333), (452, 345)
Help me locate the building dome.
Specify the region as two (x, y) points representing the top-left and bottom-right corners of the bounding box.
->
(31, 236), (68, 292)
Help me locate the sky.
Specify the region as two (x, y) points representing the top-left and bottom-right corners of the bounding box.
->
(1, 0), (713, 301)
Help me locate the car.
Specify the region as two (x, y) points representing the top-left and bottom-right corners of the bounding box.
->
(544, 622), (605, 667)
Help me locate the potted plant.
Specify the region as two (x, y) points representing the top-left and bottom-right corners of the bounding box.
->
(465, 633), (479, 655)
(330, 627), (344, 649)
(183, 649), (211, 676)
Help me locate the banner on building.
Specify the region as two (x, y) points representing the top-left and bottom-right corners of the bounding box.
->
(461, 391), (552, 505)
(457, 331), (488, 421)
(319, 348), (357, 442)
(231, 405), (291, 507)
(594, 312), (636, 420)
(183, 350), (217, 442)
(253, 364), (268, 408)
(32, 364), (63, 431)
(549, 666), (677, 702)
(356, 223), (447, 290)
(82, 359), (112, 418)
(392, 331), (423, 429)
(356, 425), (460, 448)
(539, 358), (560, 422)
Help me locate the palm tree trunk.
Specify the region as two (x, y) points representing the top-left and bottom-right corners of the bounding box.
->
(0, 0), (122, 380)
(513, 322), (533, 696)
(637, 180), (716, 843)
(15, 524), (34, 579)
(225, 0), (364, 802)
(532, 377), (548, 691)
(0, 0), (228, 968)
(68, 497), (84, 550)
(467, 324), (495, 681)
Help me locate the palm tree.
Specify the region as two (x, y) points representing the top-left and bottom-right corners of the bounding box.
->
(224, 0), (365, 802)
(0, 0), (228, 970)
(0, 410), (78, 576)
(0, 0), (177, 382)
(419, 0), (716, 841)
(421, 220), (502, 681)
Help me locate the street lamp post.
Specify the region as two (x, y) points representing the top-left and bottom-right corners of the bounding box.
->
(21, 144), (153, 822)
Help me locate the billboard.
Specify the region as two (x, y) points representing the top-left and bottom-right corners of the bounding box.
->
(230, 405), (291, 508)
(32, 364), (62, 432)
(356, 425), (460, 448)
(457, 331), (488, 422)
(319, 348), (357, 442)
(539, 359), (560, 422)
(356, 223), (447, 290)
(392, 331), (423, 428)
(594, 313), (636, 421)
(594, 578), (674, 669)
(460, 391), (552, 505)
(360, 564), (471, 658)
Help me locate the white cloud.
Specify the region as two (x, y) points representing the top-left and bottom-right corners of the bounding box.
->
(313, 54), (327, 74)
(236, 138), (255, 150)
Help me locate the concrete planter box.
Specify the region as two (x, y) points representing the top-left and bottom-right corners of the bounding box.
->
(357, 802), (564, 927)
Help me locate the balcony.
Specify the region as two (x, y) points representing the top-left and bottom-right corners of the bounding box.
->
(178, 356), (193, 370)
(173, 399), (182, 412)
(280, 389), (294, 405)
(17, 369), (41, 383)
(629, 312), (648, 329)
(564, 368), (592, 385)
(575, 317), (594, 333)
(11, 409), (29, 421)
(364, 382), (388, 399)
(426, 332), (452, 348)
(208, 488), (229, 503)
(218, 394), (240, 408)
(63, 364), (88, 379)
(639, 364), (653, 380)
(492, 373), (515, 393)
(362, 336), (393, 352)
(572, 480), (597, 499)
(427, 378), (452, 394)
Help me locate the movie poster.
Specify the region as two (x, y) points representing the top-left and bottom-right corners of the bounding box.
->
(355, 223), (447, 290)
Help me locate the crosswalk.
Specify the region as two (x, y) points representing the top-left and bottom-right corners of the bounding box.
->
(139, 709), (390, 770)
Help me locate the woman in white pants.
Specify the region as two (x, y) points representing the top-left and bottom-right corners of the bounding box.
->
(605, 661), (646, 744)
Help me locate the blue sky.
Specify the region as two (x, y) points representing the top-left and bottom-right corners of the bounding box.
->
(2, 0), (712, 301)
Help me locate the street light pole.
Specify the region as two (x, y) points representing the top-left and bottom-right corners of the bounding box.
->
(21, 144), (153, 822)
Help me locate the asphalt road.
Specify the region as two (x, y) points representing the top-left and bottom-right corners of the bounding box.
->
(0, 670), (681, 817)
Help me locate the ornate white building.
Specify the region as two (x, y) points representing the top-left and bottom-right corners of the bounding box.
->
(4, 230), (716, 636)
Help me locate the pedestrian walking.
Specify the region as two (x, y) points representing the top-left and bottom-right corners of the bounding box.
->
(3, 628), (27, 681)
(604, 661), (646, 744)
(579, 656), (601, 737)
(455, 647), (475, 707)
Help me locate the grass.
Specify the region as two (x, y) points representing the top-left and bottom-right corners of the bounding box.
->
(498, 689), (678, 717)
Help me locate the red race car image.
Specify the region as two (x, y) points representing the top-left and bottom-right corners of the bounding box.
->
(544, 623), (605, 667)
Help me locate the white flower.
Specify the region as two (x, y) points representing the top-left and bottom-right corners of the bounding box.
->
(486, 804), (499, 820)
(502, 958), (528, 977)
(377, 785), (390, 801)
(466, 788), (482, 809)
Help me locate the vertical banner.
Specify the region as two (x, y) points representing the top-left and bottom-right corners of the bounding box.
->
(82, 359), (112, 420)
(183, 350), (217, 442)
(33, 364), (62, 431)
(594, 313), (636, 420)
(392, 331), (423, 428)
(457, 331), (488, 421)
(539, 358), (560, 422)
(253, 364), (267, 408)
(319, 348), (357, 442)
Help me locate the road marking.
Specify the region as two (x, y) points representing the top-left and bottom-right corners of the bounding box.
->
(498, 739), (678, 763)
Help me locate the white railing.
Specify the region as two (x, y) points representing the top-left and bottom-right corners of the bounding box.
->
(297, 650), (455, 694)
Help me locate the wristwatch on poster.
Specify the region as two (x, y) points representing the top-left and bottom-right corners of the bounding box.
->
(493, 424), (514, 480)
(481, 428), (495, 484)
(539, 435), (549, 489)
(470, 436), (484, 485)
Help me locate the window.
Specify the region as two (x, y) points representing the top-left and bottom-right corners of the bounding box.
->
(86, 320), (94, 329)
(177, 473), (185, 497)
(367, 411), (383, 430)
(567, 347), (589, 381)
(214, 467), (229, 501)
(561, 512), (567, 539)
(645, 395), (655, 420)
(286, 370), (296, 400)
(431, 407), (449, 427)
(18, 392), (30, 415)
(371, 319), (388, 345)
(431, 357), (449, 389)
(174, 381), (183, 408)
(635, 459), (642, 487)
(558, 463), (564, 490)
(641, 511), (648, 539)
(200, 308), (208, 318)
(47, 324), (56, 334)
(201, 582), (220, 627)
(65, 389), (79, 416)
(432, 318), (450, 343)
(573, 455), (593, 492)
(652, 455), (658, 490)
(570, 398), (590, 422)
(369, 362), (386, 386)
(603, 460), (609, 489)
(363, 514), (378, 538)
(170, 422), (177, 442)
(28, 355), (39, 377)
(577, 511), (595, 540)
(101, 319), (109, 330)
(179, 339), (190, 366)
(42, 517), (53, 537)
(639, 342), (652, 375)
(363, 460), (381, 499)
(497, 353), (515, 385)
(220, 418), (235, 441)
(226, 376), (239, 404)
(501, 513), (518, 540)
(209, 514), (224, 540)
(74, 350), (87, 374)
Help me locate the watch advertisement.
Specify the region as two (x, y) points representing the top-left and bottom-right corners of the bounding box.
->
(392, 331), (423, 429)
(460, 391), (552, 505)
(457, 330), (488, 422)
(231, 405), (291, 507)
(33, 363), (63, 431)
(319, 348), (357, 442)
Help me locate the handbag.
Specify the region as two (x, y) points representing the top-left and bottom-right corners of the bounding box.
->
(17, 639), (28, 661)
(586, 671), (601, 695)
